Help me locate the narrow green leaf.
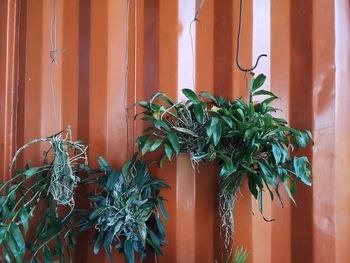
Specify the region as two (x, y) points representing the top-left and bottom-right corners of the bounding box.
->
(253, 90), (278, 98)
(93, 231), (105, 255)
(124, 240), (135, 263)
(19, 208), (29, 234)
(24, 167), (39, 178)
(147, 238), (163, 256)
(284, 179), (296, 205)
(2, 245), (12, 263)
(164, 144), (173, 160)
(158, 198), (169, 221)
(159, 155), (167, 168)
(43, 245), (52, 263)
(10, 224), (25, 255)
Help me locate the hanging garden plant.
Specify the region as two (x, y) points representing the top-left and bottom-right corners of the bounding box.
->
(136, 73), (313, 247)
(78, 153), (169, 263)
(0, 128), (87, 262)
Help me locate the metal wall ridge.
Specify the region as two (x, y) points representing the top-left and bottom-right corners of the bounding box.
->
(0, 0), (349, 262)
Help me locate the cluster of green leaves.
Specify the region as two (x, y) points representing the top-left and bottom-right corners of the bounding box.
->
(79, 153), (169, 263)
(136, 73), (313, 244)
(0, 155), (76, 263)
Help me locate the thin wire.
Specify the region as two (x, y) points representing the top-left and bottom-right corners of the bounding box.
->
(189, 0), (205, 89)
(235, 0), (267, 73)
(50, 0), (65, 131)
(133, 0), (138, 155)
(124, 0), (131, 159)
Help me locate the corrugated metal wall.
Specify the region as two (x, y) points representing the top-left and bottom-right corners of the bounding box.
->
(1, 0), (349, 262)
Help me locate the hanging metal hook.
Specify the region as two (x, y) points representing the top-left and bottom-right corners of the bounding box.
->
(235, 0), (267, 73)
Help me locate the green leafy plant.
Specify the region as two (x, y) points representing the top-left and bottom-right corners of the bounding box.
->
(136, 73), (313, 247)
(78, 153), (169, 263)
(0, 129), (87, 262)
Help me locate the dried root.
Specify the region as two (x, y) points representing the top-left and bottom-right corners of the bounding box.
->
(9, 127), (88, 210)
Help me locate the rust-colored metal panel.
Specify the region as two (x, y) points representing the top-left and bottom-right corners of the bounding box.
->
(0, 0), (19, 181)
(1, 0), (350, 262)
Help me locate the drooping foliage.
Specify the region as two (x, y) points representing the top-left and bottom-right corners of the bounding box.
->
(136, 73), (313, 247)
(0, 129), (86, 262)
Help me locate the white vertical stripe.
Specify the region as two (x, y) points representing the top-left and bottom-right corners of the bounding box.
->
(177, 0), (196, 101)
(253, 0), (271, 87)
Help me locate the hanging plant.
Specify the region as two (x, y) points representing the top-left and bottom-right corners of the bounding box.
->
(136, 73), (313, 247)
(78, 153), (169, 263)
(0, 128), (87, 262)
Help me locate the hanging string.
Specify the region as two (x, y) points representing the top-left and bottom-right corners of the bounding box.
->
(189, 0), (205, 90)
(50, 0), (65, 131)
(235, 0), (266, 101)
(123, 0), (131, 159)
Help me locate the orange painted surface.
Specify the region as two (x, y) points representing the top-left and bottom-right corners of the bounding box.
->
(1, 0), (350, 262)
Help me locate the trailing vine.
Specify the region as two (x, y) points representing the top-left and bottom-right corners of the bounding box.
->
(136, 73), (313, 248)
(0, 128), (87, 262)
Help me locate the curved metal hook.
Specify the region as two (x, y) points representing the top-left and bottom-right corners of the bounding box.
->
(236, 0), (267, 73)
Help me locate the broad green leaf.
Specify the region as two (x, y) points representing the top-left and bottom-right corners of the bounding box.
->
(182, 89), (198, 100)
(138, 101), (149, 108)
(261, 97), (277, 106)
(293, 157), (311, 186)
(248, 174), (258, 199)
(141, 138), (152, 155)
(155, 120), (169, 131)
(164, 144), (173, 160)
(253, 90), (278, 98)
(150, 139), (163, 152)
(19, 208), (29, 234)
(244, 127), (257, 140)
(272, 144), (282, 164)
(24, 167), (40, 178)
(97, 157), (111, 171)
(167, 132), (180, 154)
(221, 116), (233, 128)
(106, 170), (121, 190)
(136, 134), (150, 150)
(160, 155), (167, 168)
(199, 91), (217, 103)
(236, 108), (245, 122)
(258, 161), (276, 187)
(292, 131), (309, 148)
(251, 74), (266, 92)
(193, 103), (204, 123)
